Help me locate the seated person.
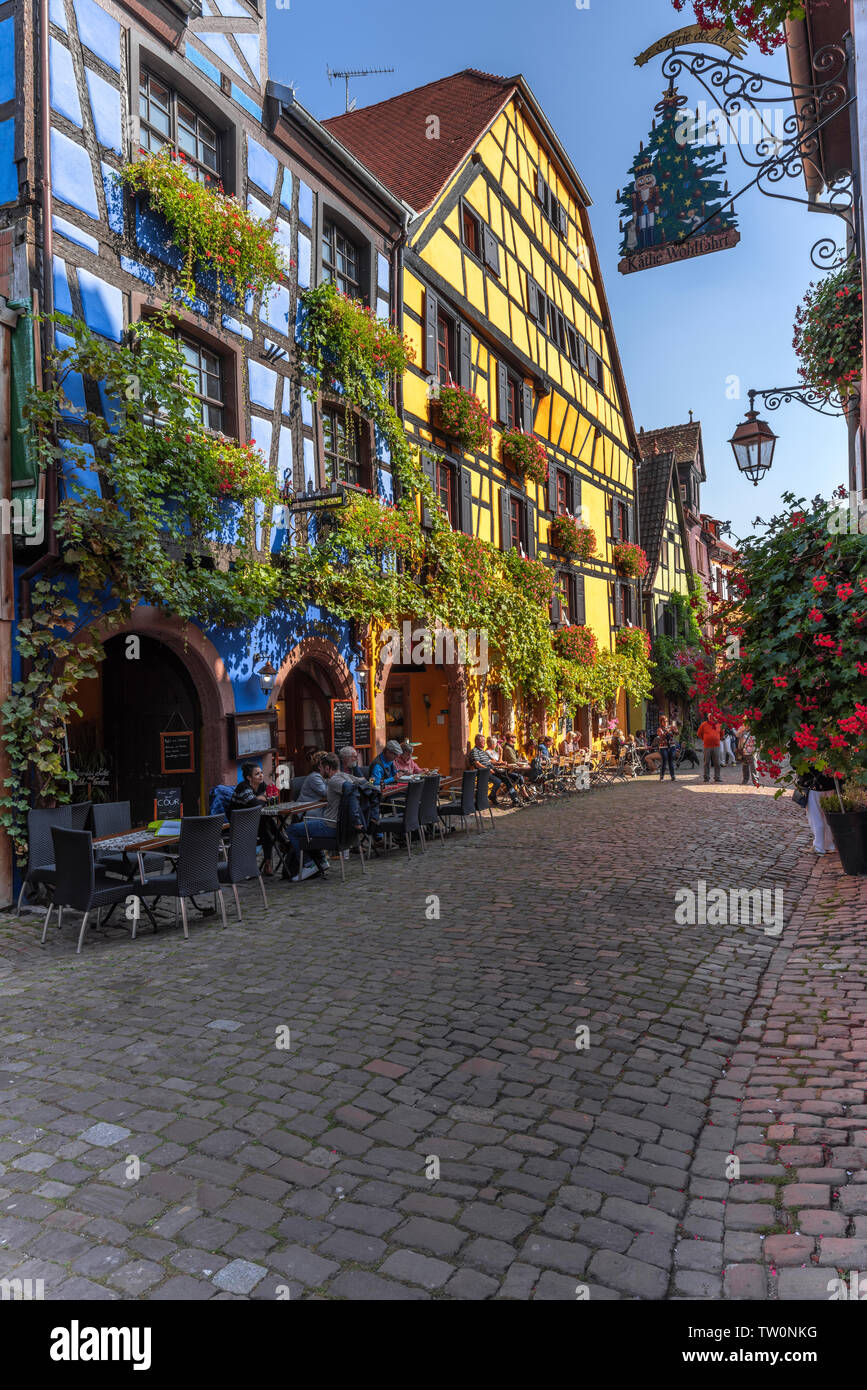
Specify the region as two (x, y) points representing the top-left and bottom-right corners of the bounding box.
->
(485, 736), (501, 763)
(296, 750), (327, 804)
(394, 739), (427, 775)
(338, 746), (365, 778)
(283, 753), (363, 876)
(338, 746), (382, 835)
(229, 761), (280, 876)
(470, 733), (517, 805)
(369, 740), (402, 788)
(501, 735), (519, 765)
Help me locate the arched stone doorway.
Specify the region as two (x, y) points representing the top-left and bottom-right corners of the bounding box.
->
(270, 638), (356, 773)
(67, 609), (236, 822)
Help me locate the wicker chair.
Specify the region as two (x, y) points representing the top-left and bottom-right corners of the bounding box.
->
(218, 806), (269, 918)
(138, 816), (228, 937)
(42, 827), (134, 954)
(438, 770), (477, 835)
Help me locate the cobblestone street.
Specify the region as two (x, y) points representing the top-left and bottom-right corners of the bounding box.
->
(0, 767), (864, 1301)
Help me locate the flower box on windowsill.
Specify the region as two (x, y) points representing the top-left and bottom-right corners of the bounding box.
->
(612, 542), (648, 578)
(500, 429), (548, 486)
(431, 385), (492, 452)
(550, 513), (596, 560)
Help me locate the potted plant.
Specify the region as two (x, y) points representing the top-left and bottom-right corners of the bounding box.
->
(820, 786), (867, 876)
(615, 626), (652, 662)
(501, 429), (548, 485)
(433, 384), (492, 452)
(670, 1), (802, 54)
(550, 513), (596, 559)
(697, 489), (867, 874)
(612, 541), (648, 578)
(793, 258), (863, 399)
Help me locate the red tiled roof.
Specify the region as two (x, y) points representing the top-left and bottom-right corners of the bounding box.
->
(639, 422), (702, 467)
(323, 70), (519, 212)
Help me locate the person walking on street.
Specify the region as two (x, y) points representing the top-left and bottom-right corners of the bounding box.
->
(697, 716), (723, 784)
(736, 721), (759, 787)
(657, 716), (677, 782)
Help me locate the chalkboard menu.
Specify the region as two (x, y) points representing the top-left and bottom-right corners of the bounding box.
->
(155, 786), (182, 819)
(160, 730), (195, 774)
(331, 698), (354, 751)
(353, 709), (372, 749)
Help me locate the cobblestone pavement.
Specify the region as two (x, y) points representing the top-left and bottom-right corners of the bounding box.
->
(0, 765), (859, 1301)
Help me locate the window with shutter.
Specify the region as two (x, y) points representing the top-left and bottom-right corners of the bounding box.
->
(550, 590), (562, 625)
(527, 276), (545, 327)
(458, 323), (472, 391)
(574, 574), (586, 626)
(481, 225), (501, 276)
(547, 464), (558, 515)
(497, 362), (508, 424)
(621, 583), (633, 625)
(500, 487), (513, 551)
(521, 383), (535, 433)
(425, 289), (438, 377)
(524, 498), (536, 559)
(459, 465), (473, 535)
(435, 458), (456, 525)
(436, 309), (456, 387)
(421, 454), (436, 529)
(460, 203), (481, 257)
(613, 582), (622, 628)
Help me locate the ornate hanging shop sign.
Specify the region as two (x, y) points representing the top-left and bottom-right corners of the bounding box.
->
(617, 82), (740, 275)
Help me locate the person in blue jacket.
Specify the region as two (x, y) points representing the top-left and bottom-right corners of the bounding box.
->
(369, 740), (402, 788)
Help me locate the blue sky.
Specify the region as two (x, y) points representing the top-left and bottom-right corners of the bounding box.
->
(266, 0), (849, 540)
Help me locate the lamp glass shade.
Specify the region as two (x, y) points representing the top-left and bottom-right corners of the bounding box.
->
(729, 410), (777, 486)
(257, 661), (277, 693)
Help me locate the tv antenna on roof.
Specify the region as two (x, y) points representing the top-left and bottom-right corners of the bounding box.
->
(327, 65), (394, 113)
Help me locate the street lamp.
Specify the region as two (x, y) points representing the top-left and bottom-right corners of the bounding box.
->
(728, 399), (778, 486)
(253, 658), (277, 694)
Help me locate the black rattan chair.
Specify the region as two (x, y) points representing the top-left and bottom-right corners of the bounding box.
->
(138, 815), (228, 937)
(438, 770), (477, 835)
(298, 783), (366, 881)
(377, 779), (424, 859)
(69, 801), (92, 830)
(417, 775), (444, 849)
(475, 769), (496, 830)
(42, 827), (134, 954)
(218, 806), (268, 918)
(16, 807), (69, 913)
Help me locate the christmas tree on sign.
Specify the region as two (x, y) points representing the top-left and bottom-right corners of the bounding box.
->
(617, 83), (739, 274)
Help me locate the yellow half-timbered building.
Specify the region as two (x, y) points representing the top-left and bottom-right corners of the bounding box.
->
(327, 70), (642, 764)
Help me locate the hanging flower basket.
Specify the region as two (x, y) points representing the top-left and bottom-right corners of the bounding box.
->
(553, 624), (598, 665)
(120, 147), (285, 302)
(613, 541), (648, 578)
(500, 548), (555, 607)
(433, 385), (492, 452)
(616, 626), (652, 661)
(793, 258), (863, 398)
(501, 429), (548, 485)
(550, 513), (596, 559)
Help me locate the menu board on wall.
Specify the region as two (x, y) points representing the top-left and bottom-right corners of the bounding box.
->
(331, 699), (354, 751)
(160, 731), (195, 774)
(353, 709), (372, 749)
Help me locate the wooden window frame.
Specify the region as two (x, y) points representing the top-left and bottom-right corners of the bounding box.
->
(436, 307), (457, 387)
(556, 469), (571, 516)
(319, 404), (372, 491)
(132, 294), (245, 444)
(321, 218), (363, 300)
(139, 69), (222, 185)
(129, 37), (241, 196)
(436, 457), (457, 526)
(460, 202), (481, 260)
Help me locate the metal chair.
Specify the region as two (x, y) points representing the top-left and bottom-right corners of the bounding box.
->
(42, 827), (133, 954)
(138, 815), (228, 937)
(218, 806), (269, 918)
(377, 779), (424, 858)
(438, 770), (477, 835)
(417, 775), (444, 848)
(475, 769), (496, 830)
(298, 783), (366, 881)
(92, 801), (165, 878)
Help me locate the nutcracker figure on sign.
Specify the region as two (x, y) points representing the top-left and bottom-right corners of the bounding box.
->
(632, 158), (661, 249)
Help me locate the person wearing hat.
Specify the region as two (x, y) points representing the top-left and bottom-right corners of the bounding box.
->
(394, 739), (427, 775)
(369, 740), (402, 788)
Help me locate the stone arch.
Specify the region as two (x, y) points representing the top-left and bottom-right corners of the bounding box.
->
(269, 636), (356, 709)
(81, 607), (236, 792)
